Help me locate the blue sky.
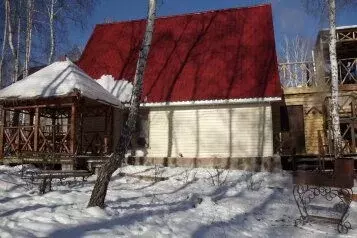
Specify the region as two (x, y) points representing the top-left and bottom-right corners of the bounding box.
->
(69, 0), (357, 51)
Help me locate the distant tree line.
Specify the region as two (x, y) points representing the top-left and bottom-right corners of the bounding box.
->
(0, 0), (98, 88)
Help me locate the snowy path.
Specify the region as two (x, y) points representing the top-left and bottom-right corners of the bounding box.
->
(0, 165), (356, 237)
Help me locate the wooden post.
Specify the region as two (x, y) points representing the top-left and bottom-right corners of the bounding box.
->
(29, 111), (34, 125)
(34, 107), (39, 152)
(78, 105), (83, 155)
(110, 107), (114, 153)
(52, 114), (56, 153)
(104, 107), (109, 154)
(70, 103), (77, 154)
(0, 107), (6, 159)
(351, 99), (356, 153)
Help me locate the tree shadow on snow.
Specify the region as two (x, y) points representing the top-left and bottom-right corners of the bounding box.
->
(0, 204), (63, 217)
(48, 198), (198, 238)
(0, 194), (31, 204)
(48, 172), (294, 237)
(191, 188), (298, 238)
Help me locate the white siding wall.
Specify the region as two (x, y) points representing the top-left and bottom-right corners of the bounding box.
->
(147, 103), (273, 158)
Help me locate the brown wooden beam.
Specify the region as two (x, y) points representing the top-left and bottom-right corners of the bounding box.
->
(3, 103), (73, 111)
(29, 111), (34, 125)
(104, 107), (108, 154)
(0, 107), (5, 159)
(110, 107), (114, 153)
(352, 99), (357, 153)
(78, 105), (83, 155)
(70, 103), (77, 154)
(34, 107), (39, 152)
(0, 94), (76, 108)
(52, 114), (56, 153)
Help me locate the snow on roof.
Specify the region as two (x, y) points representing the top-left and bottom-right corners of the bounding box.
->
(321, 25), (357, 31)
(96, 75), (133, 103)
(0, 60), (122, 107)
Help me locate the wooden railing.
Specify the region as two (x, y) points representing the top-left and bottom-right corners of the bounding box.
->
(337, 58), (357, 84)
(324, 93), (357, 154)
(279, 61), (316, 88)
(320, 29), (357, 43)
(337, 30), (357, 42)
(3, 124), (71, 156)
(4, 126), (34, 155)
(279, 58), (357, 88)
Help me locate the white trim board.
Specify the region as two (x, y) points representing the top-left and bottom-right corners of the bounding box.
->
(138, 97), (281, 108)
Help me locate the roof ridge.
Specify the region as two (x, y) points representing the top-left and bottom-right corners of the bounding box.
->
(95, 3), (271, 27)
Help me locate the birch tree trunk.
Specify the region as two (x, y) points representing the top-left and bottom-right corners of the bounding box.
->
(6, 0), (15, 59)
(328, 0), (342, 157)
(24, 0), (34, 79)
(14, 1), (22, 82)
(0, 0), (9, 88)
(88, 0), (157, 208)
(48, 0), (55, 64)
(5, 0), (17, 83)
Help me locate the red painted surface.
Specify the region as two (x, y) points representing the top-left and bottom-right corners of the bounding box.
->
(78, 4), (282, 103)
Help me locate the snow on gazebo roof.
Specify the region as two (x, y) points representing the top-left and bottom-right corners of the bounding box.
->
(0, 60), (122, 108)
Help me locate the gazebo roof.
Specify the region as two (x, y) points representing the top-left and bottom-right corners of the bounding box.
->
(0, 60), (122, 107)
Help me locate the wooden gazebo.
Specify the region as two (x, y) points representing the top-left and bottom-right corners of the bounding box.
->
(0, 61), (122, 167)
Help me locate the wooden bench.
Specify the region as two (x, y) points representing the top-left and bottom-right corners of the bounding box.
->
(5, 152), (76, 170)
(23, 169), (93, 194)
(118, 172), (168, 182)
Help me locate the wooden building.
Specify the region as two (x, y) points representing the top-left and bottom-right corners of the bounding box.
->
(277, 25), (357, 162)
(77, 4), (283, 171)
(0, 61), (122, 168)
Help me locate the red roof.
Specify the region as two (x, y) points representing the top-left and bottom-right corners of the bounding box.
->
(78, 4), (282, 103)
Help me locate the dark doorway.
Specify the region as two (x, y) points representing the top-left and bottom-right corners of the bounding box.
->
(280, 105), (306, 155)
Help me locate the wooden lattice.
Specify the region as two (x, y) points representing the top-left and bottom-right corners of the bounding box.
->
(279, 58), (357, 88)
(4, 126), (34, 155)
(325, 93), (357, 154)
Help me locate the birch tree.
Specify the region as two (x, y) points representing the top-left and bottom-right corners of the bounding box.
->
(5, 0), (17, 83)
(23, 0), (34, 79)
(47, 0), (57, 64)
(281, 35), (312, 63)
(279, 34), (313, 87)
(6, 0), (15, 59)
(0, 0), (9, 88)
(42, 0), (96, 64)
(14, 0), (23, 82)
(3, 0), (27, 82)
(327, 0), (342, 157)
(88, 0), (157, 208)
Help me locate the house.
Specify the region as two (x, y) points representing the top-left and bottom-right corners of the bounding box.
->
(277, 25), (357, 168)
(0, 60), (122, 167)
(77, 4), (282, 171)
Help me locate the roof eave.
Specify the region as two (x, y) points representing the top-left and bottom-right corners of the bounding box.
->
(138, 97), (282, 108)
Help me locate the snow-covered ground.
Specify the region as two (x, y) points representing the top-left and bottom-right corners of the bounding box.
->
(0, 165), (356, 238)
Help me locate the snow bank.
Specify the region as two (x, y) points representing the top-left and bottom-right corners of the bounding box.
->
(96, 75), (133, 103)
(0, 60), (122, 107)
